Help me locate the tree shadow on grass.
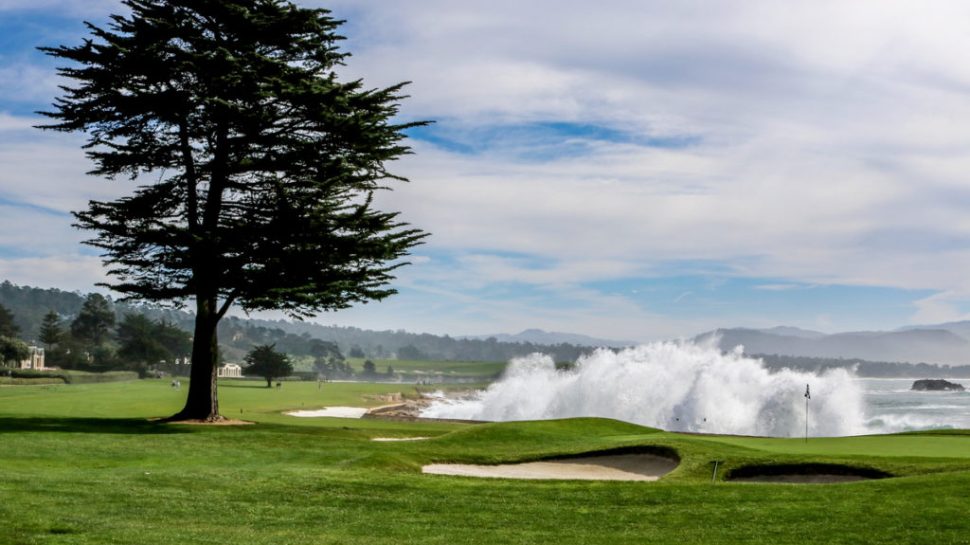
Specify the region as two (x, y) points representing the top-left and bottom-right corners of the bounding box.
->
(0, 417), (194, 435)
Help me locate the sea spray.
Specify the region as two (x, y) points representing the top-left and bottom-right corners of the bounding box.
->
(421, 341), (868, 437)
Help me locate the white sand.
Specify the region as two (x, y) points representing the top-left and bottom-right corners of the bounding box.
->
(285, 407), (369, 418)
(371, 437), (430, 442)
(423, 454), (678, 481)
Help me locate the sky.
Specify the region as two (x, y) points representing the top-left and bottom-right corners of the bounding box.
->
(3, 1), (970, 342)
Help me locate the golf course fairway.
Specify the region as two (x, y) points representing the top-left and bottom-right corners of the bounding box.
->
(1, 379), (969, 544)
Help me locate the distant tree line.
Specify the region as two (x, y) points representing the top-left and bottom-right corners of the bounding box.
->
(0, 281), (599, 364)
(0, 294), (191, 376)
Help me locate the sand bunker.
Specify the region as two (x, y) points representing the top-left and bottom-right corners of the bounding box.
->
(731, 474), (872, 484)
(371, 436), (430, 442)
(285, 407), (369, 418)
(423, 453), (678, 481)
(727, 463), (890, 484)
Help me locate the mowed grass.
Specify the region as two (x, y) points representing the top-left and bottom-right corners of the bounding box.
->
(2, 380), (970, 544)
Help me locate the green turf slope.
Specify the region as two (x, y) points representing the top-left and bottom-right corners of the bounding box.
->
(1, 380), (969, 544)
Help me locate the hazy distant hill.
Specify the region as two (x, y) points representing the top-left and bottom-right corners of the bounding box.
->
(899, 320), (970, 341)
(758, 326), (826, 339)
(697, 326), (970, 365)
(462, 328), (635, 348)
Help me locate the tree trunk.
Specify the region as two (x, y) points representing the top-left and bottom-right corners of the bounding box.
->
(266, 377), (272, 388)
(168, 295), (221, 421)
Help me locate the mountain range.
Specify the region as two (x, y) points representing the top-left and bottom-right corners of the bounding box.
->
(696, 323), (970, 365)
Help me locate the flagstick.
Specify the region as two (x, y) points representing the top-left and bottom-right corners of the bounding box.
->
(804, 383), (809, 444)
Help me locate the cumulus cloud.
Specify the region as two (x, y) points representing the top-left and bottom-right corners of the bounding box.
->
(343, 1), (970, 306)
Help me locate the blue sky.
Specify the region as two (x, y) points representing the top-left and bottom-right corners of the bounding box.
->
(3, 1), (970, 341)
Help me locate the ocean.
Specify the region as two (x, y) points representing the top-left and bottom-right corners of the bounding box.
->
(861, 378), (970, 434)
(421, 344), (970, 437)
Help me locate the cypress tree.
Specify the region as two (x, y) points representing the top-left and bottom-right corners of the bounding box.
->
(70, 294), (115, 346)
(243, 344), (293, 388)
(39, 0), (427, 420)
(39, 310), (64, 350)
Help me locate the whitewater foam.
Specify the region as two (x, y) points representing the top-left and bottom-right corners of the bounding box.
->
(421, 341), (868, 437)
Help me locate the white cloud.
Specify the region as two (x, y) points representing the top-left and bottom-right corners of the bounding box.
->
(911, 292), (970, 325)
(0, 112), (34, 131)
(755, 284), (813, 292)
(339, 0), (970, 304)
(0, 0), (120, 16)
(5, 1), (970, 337)
(0, 125), (129, 212)
(0, 63), (61, 105)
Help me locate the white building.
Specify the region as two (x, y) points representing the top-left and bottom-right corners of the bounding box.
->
(19, 346), (45, 370)
(218, 363), (242, 378)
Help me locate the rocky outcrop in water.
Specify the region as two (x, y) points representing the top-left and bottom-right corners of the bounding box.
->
(911, 379), (965, 391)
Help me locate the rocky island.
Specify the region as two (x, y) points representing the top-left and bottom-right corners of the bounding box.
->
(911, 379), (965, 392)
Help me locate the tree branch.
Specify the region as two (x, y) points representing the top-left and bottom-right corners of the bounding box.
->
(216, 289), (239, 321)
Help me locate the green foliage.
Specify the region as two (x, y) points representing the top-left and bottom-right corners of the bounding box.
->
(309, 339), (342, 361)
(362, 359), (377, 376)
(116, 314), (170, 374)
(0, 281), (88, 339)
(40, 0), (427, 314)
(38, 310), (63, 349)
(396, 344), (425, 360)
(70, 294), (115, 346)
(40, 0), (429, 418)
(243, 344), (294, 387)
(88, 345), (120, 371)
(0, 376), (63, 385)
(309, 338), (350, 379)
(116, 314), (191, 375)
(0, 336), (30, 366)
(64, 370), (140, 384)
(154, 320), (192, 360)
(0, 303), (19, 338)
(5, 369), (138, 384)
